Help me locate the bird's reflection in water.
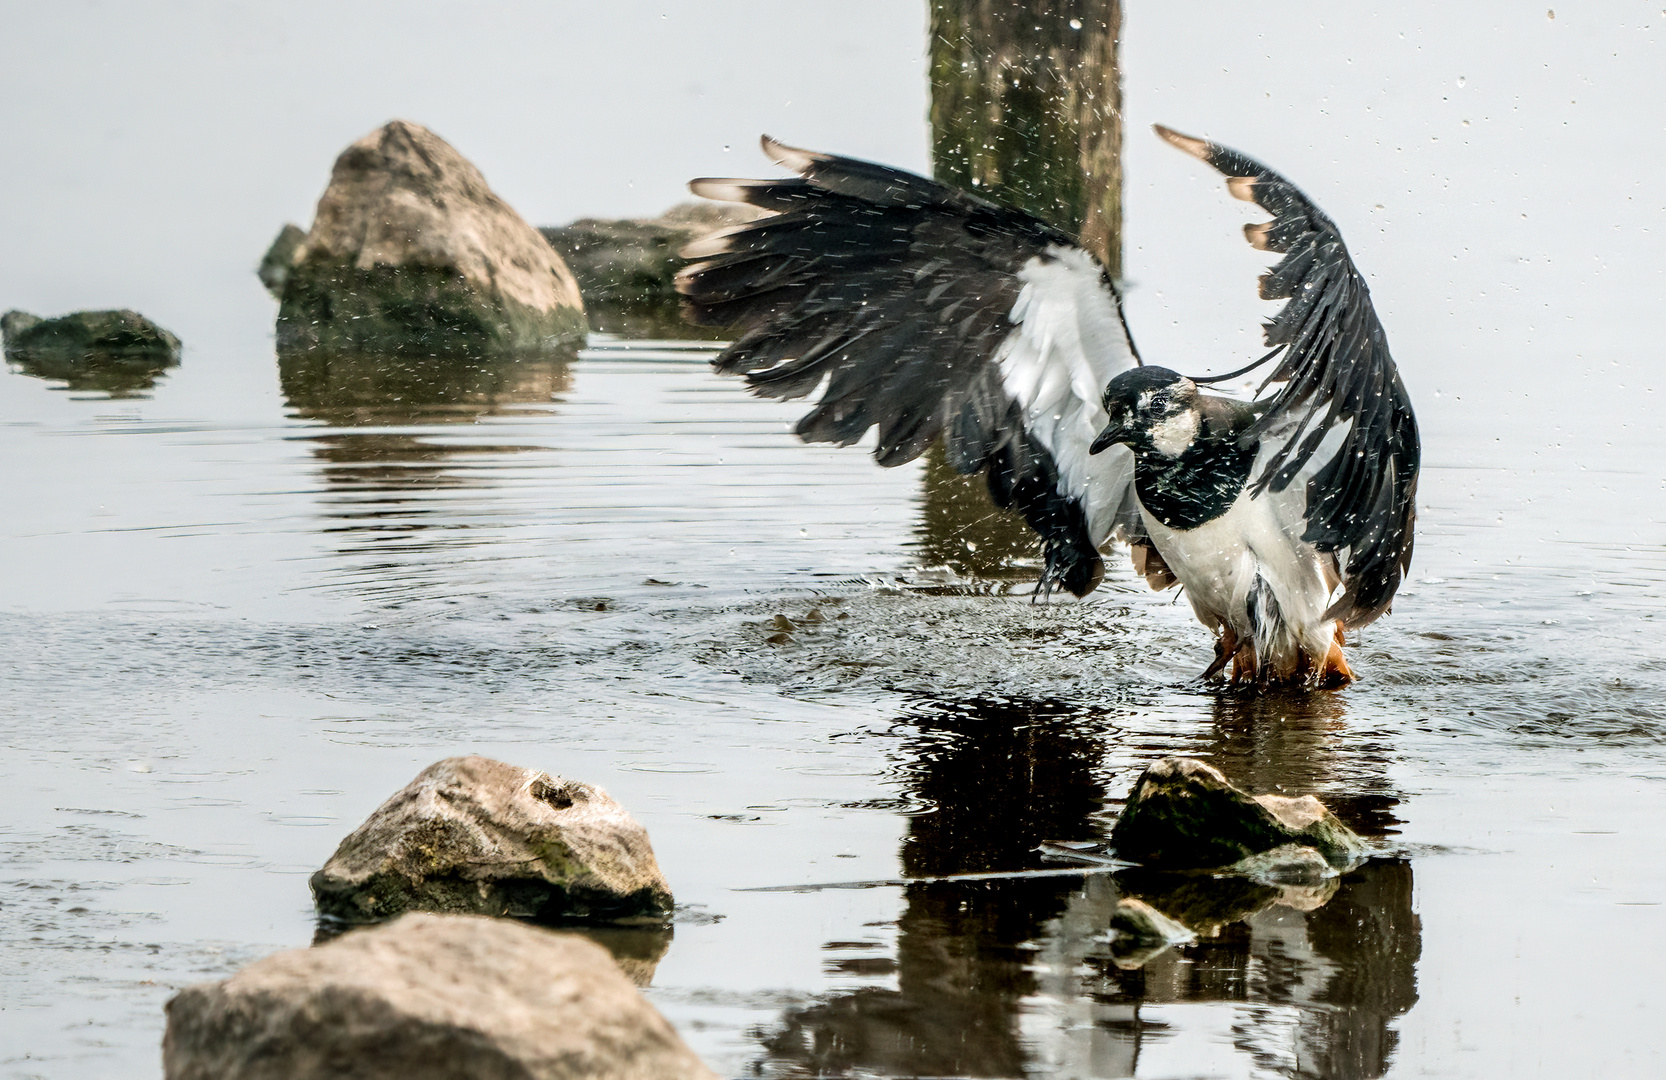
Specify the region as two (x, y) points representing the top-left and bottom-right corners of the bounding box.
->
(757, 694), (1419, 1079)
(278, 348), (574, 599)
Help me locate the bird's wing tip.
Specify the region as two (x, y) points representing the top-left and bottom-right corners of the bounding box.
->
(759, 134), (825, 174)
(688, 177), (754, 202)
(1155, 124), (1259, 199)
(1153, 124), (1211, 161)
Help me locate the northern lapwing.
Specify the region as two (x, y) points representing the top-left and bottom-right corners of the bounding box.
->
(676, 126), (1419, 688)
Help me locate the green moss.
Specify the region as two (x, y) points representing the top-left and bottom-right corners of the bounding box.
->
(1111, 759), (1368, 870)
(276, 261), (584, 357)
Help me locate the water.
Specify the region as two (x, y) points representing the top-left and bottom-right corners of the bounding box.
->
(3, 325), (1664, 1078)
(4, 3), (1666, 1077)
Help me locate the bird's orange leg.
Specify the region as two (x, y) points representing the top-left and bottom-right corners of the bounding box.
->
(1317, 620), (1355, 688)
(1203, 628), (1239, 680)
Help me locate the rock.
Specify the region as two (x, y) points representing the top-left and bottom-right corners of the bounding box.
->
(309, 918), (672, 990)
(3, 308), (181, 359)
(275, 120), (585, 356)
(2, 308), (182, 396)
(540, 202), (759, 339)
(1107, 897), (1195, 969)
(1109, 897), (1195, 944)
(163, 912), (717, 1080)
(258, 223), (306, 297)
(1110, 757), (1367, 870)
(311, 756), (673, 926)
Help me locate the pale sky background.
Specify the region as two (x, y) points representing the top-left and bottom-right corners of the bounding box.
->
(0, 1), (1661, 404)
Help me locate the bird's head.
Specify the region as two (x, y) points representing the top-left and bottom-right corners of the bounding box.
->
(1090, 367), (1201, 458)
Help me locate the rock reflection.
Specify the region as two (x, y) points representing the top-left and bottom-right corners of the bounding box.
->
(278, 347), (574, 599)
(278, 348), (573, 427)
(757, 696), (1420, 1079)
(6, 343), (179, 398)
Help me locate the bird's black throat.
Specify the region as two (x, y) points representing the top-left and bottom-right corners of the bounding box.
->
(1132, 431), (1257, 530)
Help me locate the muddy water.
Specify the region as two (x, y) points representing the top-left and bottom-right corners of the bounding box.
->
(3, 327), (1664, 1079)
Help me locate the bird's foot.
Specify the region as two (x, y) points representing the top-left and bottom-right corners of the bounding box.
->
(1315, 620), (1355, 688)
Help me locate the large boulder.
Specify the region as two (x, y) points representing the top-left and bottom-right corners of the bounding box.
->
(2, 308), (182, 397)
(163, 913), (717, 1080)
(311, 756), (673, 925)
(1110, 757), (1367, 870)
(274, 120), (585, 356)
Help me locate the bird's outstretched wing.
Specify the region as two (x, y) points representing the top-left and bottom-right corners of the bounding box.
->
(676, 137), (1143, 596)
(1157, 125), (1420, 627)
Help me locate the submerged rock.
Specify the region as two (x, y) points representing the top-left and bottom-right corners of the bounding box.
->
(2, 308), (182, 396)
(1230, 843), (1339, 887)
(163, 913), (717, 1080)
(274, 120), (585, 356)
(1113, 865), (1342, 940)
(1107, 896), (1195, 970)
(310, 756), (673, 926)
(2, 308), (181, 358)
(541, 202), (759, 339)
(1110, 757), (1366, 870)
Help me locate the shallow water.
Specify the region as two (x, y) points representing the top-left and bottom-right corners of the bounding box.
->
(3, 328), (1665, 1079)
(5, 6), (1666, 1077)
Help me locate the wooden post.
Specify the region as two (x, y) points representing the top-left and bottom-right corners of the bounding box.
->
(923, 2), (1125, 586)
(929, 0), (1124, 278)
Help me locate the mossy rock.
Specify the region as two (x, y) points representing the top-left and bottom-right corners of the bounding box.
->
(310, 756), (674, 929)
(275, 261), (583, 356)
(3, 309), (181, 396)
(1111, 757), (1367, 870)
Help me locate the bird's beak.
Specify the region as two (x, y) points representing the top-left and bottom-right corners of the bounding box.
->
(1090, 419), (1128, 455)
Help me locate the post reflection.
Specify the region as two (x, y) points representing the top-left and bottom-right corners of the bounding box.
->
(763, 701), (1108, 1077)
(913, 442), (1044, 585)
(756, 694), (1420, 1079)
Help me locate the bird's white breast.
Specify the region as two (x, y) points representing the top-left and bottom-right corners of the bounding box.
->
(1139, 487), (1336, 663)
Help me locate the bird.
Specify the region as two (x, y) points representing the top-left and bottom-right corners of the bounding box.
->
(674, 126), (1419, 688)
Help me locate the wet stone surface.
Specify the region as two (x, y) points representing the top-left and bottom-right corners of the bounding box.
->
(164, 913), (716, 1080)
(3, 308), (182, 398)
(310, 755), (674, 926)
(1110, 756), (1368, 870)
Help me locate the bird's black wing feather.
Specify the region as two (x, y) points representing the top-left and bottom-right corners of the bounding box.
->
(677, 137), (1143, 596)
(1157, 126), (1420, 627)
